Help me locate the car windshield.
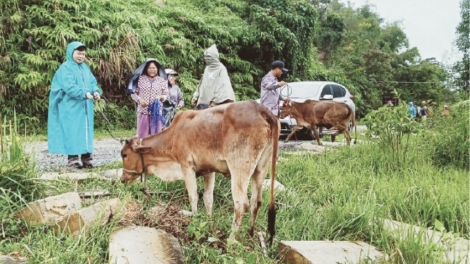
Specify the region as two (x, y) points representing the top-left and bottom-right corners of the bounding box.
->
(281, 82), (323, 98)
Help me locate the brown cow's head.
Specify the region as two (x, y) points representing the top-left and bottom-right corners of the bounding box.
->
(279, 99), (292, 119)
(120, 137), (152, 184)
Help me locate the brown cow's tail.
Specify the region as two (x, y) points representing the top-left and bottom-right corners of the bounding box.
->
(267, 115), (279, 246)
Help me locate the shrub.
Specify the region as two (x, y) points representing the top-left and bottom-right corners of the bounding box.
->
(425, 100), (469, 170)
(362, 103), (421, 170)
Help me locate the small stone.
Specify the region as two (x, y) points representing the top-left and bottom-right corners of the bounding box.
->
(102, 168), (122, 180)
(79, 190), (111, 199)
(40, 172), (101, 183)
(262, 179), (286, 191)
(179, 210), (193, 216)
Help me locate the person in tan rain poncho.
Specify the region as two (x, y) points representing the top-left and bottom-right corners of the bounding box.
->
(191, 44), (236, 109)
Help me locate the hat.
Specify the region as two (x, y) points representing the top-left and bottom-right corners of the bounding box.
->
(165, 69), (178, 75)
(272, 60), (288, 72)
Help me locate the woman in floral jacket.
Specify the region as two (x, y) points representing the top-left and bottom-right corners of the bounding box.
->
(131, 60), (168, 138)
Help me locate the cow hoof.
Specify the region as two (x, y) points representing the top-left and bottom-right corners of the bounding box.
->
(179, 210), (193, 216)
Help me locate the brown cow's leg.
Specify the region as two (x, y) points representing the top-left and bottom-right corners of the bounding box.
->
(248, 163), (269, 237)
(335, 123), (351, 145)
(184, 172), (199, 215)
(228, 169), (252, 241)
(285, 125), (303, 142)
(203, 172), (215, 216)
(312, 125), (322, 145)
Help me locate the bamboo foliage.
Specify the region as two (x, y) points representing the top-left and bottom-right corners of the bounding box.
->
(1, 0), (320, 130)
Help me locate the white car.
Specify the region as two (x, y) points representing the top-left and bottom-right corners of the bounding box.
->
(260, 81), (356, 139)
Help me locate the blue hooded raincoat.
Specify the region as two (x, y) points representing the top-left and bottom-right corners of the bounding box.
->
(47, 41), (102, 155)
(407, 102), (417, 118)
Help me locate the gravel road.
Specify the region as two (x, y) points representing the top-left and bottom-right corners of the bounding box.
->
(27, 125), (367, 171)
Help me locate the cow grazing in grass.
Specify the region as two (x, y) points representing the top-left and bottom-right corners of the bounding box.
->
(120, 100), (279, 243)
(280, 99), (357, 145)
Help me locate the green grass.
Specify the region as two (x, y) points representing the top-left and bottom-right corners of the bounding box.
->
(1, 128), (468, 263)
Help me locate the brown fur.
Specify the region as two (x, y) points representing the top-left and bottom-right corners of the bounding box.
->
(280, 99), (357, 145)
(120, 100), (279, 243)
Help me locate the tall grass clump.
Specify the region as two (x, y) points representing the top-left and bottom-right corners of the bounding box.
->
(0, 115), (46, 249)
(0, 116), (43, 204)
(363, 103), (421, 171)
(423, 100), (469, 170)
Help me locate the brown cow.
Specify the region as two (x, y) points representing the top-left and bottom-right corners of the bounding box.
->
(120, 100), (279, 243)
(280, 99), (357, 145)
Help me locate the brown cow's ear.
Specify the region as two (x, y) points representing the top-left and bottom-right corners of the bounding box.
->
(135, 146), (152, 154)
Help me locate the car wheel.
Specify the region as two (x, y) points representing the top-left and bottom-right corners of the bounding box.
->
(295, 127), (316, 140)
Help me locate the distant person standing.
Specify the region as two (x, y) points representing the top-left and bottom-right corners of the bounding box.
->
(191, 44), (236, 110)
(260, 60), (289, 116)
(441, 104), (450, 117)
(165, 69), (184, 109)
(407, 102), (417, 119)
(419, 100), (428, 120)
(48, 41), (102, 169)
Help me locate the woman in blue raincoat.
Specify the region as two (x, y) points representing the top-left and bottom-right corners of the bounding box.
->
(407, 101), (417, 119)
(47, 41), (102, 169)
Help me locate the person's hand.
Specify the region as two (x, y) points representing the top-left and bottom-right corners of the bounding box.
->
(279, 81), (286, 87)
(86, 92), (93, 100)
(93, 92), (100, 100)
(139, 98), (148, 108)
(191, 98), (197, 106)
(177, 105), (183, 109)
(209, 102), (216, 108)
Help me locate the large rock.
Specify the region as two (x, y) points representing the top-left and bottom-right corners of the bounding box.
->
(56, 198), (121, 236)
(15, 192), (81, 226)
(109, 226), (184, 264)
(278, 240), (385, 264)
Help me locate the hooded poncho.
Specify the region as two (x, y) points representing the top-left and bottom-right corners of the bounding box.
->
(47, 41), (102, 155)
(407, 102), (417, 117)
(192, 44), (235, 106)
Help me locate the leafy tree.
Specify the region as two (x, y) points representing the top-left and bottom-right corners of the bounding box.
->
(453, 0), (470, 96)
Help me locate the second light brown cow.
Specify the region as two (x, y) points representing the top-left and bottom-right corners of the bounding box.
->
(120, 101), (279, 244)
(280, 99), (357, 145)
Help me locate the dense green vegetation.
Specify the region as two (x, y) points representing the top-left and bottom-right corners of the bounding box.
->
(0, 101), (468, 263)
(1, 0), (466, 132)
